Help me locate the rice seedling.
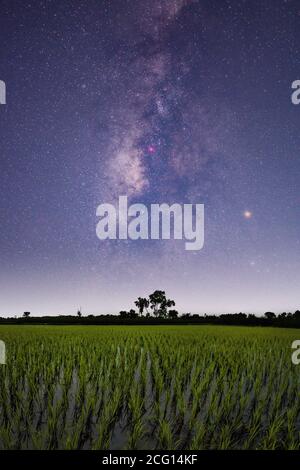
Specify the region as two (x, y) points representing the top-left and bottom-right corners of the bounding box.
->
(0, 325), (299, 449)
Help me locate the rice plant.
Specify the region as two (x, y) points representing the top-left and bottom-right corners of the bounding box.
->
(0, 325), (299, 450)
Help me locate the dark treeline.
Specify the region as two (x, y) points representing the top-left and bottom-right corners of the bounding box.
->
(1, 291), (300, 327)
(1, 311), (300, 328)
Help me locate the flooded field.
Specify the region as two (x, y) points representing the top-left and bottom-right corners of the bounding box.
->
(0, 325), (299, 450)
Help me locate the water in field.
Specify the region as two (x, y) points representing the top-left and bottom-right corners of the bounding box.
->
(0, 325), (299, 450)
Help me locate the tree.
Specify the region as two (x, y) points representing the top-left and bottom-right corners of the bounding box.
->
(119, 310), (128, 319)
(168, 309), (179, 319)
(134, 297), (149, 316)
(293, 310), (300, 320)
(77, 308), (82, 318)
(279, 312), (287, 319)
(148, 290), (176, 318)
(23, 311), (30, 318)
(128, 309), (138, 319)
(264, 311), (276, 320)
(149, 290), (165, 316)
(119, 310), (138, 319)
(182, 312), (191, 319)
(160, 298), (175, 318)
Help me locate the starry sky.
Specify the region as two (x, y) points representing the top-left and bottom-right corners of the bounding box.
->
(1, 0), (300, 316)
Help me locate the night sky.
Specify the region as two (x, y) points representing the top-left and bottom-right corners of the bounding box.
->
(1, 0), (300, 316)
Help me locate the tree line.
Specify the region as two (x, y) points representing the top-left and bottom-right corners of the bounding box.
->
(0, 290), (300, 327)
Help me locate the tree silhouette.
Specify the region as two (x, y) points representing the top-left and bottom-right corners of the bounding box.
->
(134, 297), (150, 316)
(168, 309), (179, 319)
(119, 310), (128, 319)
(128, 309), (138, 319)
(293, 310), (300, 320)
(23, 311), (30, 318)
(264, 311), (276, 320)
(148, 290), (176, 318)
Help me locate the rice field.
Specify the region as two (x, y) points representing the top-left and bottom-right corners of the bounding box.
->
(0, 325), (299, 450)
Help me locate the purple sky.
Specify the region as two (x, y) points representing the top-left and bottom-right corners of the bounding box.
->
(1, 0), (300, 315)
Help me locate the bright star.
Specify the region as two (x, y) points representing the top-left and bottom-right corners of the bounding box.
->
(147, 145), (156, 154)
(244, 210), (253, 219)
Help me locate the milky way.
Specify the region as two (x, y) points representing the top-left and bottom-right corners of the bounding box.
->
(1, 0), (300, 315)
(98, 0), (236, 203)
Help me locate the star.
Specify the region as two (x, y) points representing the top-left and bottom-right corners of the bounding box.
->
(147, 145), (156, 154)
(243, 211), (253, 219)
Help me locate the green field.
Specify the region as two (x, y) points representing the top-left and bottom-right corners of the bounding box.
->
(0, 325), (299, 450)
